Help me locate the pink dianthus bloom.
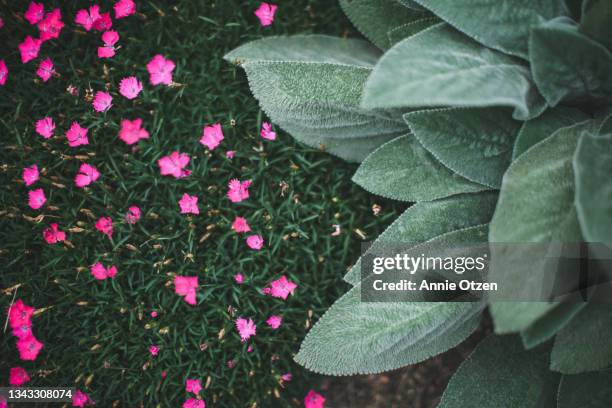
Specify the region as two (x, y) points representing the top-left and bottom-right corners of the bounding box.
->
(75, 163), (100, 188)
(9, 366), (30, 386)
(0, 59), (7, 86)
(158, 151), (191, 178)
(43, 223), (66, 244)
(235, 317), (256, 342)
(149, 345), (159, 356)
(266, 315), (282, 329)
(183, 399), (205, 408)
(119, 118), (149, 145)
(18, 36), (42, 64)
(114, 0), (136, 19)
(267, 275), (297, 300)
(75, 5), (101, 31)
(225, 150), (235, 159)
(92, 91), (113, 112)
(16, 335), (43, 361)
(174, 276), (198, 305)
(260, 122), (276, 141)
(178, 193), (199, 215)
(95, 216), (113, 238)
(72, 389), (91, 407)
(92, 12), (112, 31)
(24, 2), (44, 25)
(98, 30), (119, 58)
(38, 9), (64, 42)
(91, 262), (117, 280)
(304, 390), (326, 408)
(227, 179), (251, 203)
(234, 273), (245, 284)
(36, 58), (55, 82)
(36, 117), (55, 139)
(66, 122), (89, 147)
(23, 164), (39, 186)
(125, 205), (141, 224)
(119, 76), (143, 99)
(255, 2), (278, 26)
(185, 378), (202, 395)
(8, 299), (34, 330)
(231, 216), (250, 233)
(28, 188), (46, 210)
(246, 234), (264, 250)
(199, 123), (224, 151)
(147, 54), (175, 86)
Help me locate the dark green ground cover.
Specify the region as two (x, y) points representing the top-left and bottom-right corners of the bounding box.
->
(0, 1), (403, 406)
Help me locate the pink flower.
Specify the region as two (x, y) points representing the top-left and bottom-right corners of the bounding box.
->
(92, 91), (112, 112)
(95, 216), (113, 238)
(66, 122), (89, 147)
(0, 59), (7, 86)
(9, 367), (30, 386)
(231, 217), (250, 233)
(225, 150), (235, 159)
(75, 5), (101, 31)
(43, 223), (66, 244)
(200, 123), (224, 151)
(0, 17), (3, 29)
(268, 275), (297, 300)
(266, 315), (282, 329)
(114, 0), (136, 19)
(149, 345), (159, 356)
(235, 317), (256, 342)
(158, 151), (191, 178)
(119, 118), (149, 145)
(72, 390), (90, 407)
(150, 311), (158, 318)
(93, 13), (112, 31)
(119, 76), (143, 99)
(227, 179), (251, 203)
(179, 193), (199, 215)
(36, 117), (55, 139)
(246, 234), (264, 250)
(304, 390), (325, 408)
(234, 273), (244, 284)
(8, 300), (34, 329)
(281, 373), (292, 382)
(147, 54), (175, 86)
(18, 36), (42, 64)
(125, 205), (141, 224)
(174, 276), (198, 305)
(98, 30), (119, 58)
(255, 3), (278, 26)
(0, 396), (6, 408)
(91, 263), (117, 280)
(185, 378), (202, 395)
(38, 9), (64, 42)
(161, 371), (167, 378)
(28, 188), (46, 210)
(25, 2), (44, 25)
(183, 399), (205, 408)
(16, 335), (43, 361)
(75, 163), (100, 188)
(36, 58), (55, 82)
(260, 122), (276, 141)
(12, 323), (33, 340)
(23, 164), (39, 186)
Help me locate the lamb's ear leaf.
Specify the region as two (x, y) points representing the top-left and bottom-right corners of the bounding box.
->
(530, 18), (612, 107)
(387, 17), (441, 46)
(488, 120), (600, 333)
(558, 371), (612, 408)
(513, 107), (589, 159)
(339, 0), (430, 50)
(352, 135), (488, 202)
(225, 36), (409, 162)
(551, 304), (612, 374)
(411, 0), (568, 59)
(396, 0), (426, 11)
(520, 303), (586, 349)
(574, 131), (612, 244)
(579, 0), (612, 51)
(439, 335), (560, 408)
(295, 285), (483, 375)
(405, 108), (520, 188)
(344, 192), (498, 285)
(362, 24), (546, 120)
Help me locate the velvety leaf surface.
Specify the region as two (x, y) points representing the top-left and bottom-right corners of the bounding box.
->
(551, 303), (612, 373)
(530, 18), (612, 106)
(352, 135), (488, 202)
(344, 191), (498, 285)
(558, 371), (612, 408)
(439, 335), (560, 408)
(362, 24), (546, 120)
(295, 284), (483, 375)
(513, 107), (589, 159)
(520, 302), (586, 349)
(397, 0), (426, 11)
(489, 120), (596, 333)
(387, 17), (441, 46)
(411, 0), (568, 58)
(573, 132), (612, 244)
(340, 0), (430, 50)
(405, 108), (520, 188)
(579, 0), (612, 50)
